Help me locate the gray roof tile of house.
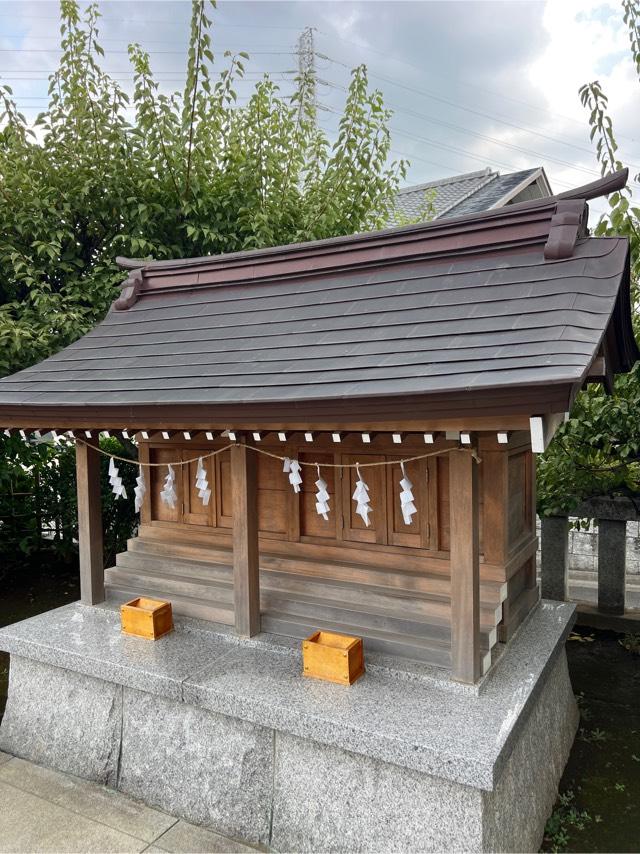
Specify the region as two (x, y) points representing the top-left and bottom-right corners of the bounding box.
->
(391, 167), (543, 225)
(445, 169), (543, 219)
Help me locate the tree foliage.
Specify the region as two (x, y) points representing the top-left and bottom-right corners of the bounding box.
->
(0, 0), (406, 378)
(0, 0), (406, 565)
(537, 0), (640, 516)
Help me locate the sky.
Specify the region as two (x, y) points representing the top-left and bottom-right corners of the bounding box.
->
(1, 0), (639, 221)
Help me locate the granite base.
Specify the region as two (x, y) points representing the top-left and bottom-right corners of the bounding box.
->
(0, 601), (578, 852)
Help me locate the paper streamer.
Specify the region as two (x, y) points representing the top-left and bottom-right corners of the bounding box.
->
(195, 457), (211, 506)
(315, 464), (330, 521)
(284, 457), (302, 493)
(352, 463), (372, 527)
(108, 457), (127, 500)
(160, 464), (177, 509)
(399, 460), (417, 526)
(134, 464), (146, 513)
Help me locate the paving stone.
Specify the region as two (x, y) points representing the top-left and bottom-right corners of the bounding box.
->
(0, 758), (176, 844)
(0, 780), (146, 853)
(154, 820), (257, 853)
(0, 752), (12, 766)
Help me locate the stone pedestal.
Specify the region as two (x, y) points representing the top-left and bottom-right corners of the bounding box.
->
(540, 515), (570, 601)
(0, 601), (578, 852)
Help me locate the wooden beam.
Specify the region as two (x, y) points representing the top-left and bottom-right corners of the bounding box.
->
(449, 449), (481, 684)
(231, 443), (260, 637)
(75, 440), (104, 605)
(529, 413), (567, 453)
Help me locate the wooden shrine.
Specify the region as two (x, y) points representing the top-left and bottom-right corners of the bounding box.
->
(0, 169), (637, 685)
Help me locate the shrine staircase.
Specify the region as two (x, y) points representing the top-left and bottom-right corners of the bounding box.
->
(105, 531), (510, 675)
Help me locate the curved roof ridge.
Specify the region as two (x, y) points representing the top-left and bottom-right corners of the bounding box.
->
(116, 170), (628, 277)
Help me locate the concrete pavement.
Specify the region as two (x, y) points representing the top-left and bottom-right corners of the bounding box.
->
(0, 751), (260, 853)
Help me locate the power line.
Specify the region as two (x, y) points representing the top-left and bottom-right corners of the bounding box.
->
(318, 53), (640, 167)
(317, 74), (640, 182)
(314, 29), (640, 147)
(0, 48), (297, 55)
(0, 14), (301, 29)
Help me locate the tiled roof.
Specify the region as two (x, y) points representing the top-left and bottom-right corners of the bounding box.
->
(391, 167), (544, 225)
(391, 168), (496, 223)
(445, 169), (543, 218)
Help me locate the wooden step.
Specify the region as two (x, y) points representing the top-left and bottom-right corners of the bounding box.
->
(114, 549), (503, 629)
(105, 583), (234, 625)
(261, 612), (453, 668)
(126, 538), (507, 606)
(105, 565), (234, 605)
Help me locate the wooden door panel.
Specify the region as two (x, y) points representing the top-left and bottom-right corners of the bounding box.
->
(149, 447), (183, 523)
(341, 454), (387, 545)
(299, 452), (337, 540)
(182, 451), (215, 526)
(257, 453), (287, 537)
(386, 456), (424, 548)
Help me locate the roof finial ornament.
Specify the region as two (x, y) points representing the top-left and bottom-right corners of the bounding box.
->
(113, 269), (144, 311)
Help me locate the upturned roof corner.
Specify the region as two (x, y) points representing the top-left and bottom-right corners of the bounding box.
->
(113, 268), (144, 311)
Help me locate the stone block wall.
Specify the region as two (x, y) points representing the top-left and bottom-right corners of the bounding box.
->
(535, 517), (640, 580)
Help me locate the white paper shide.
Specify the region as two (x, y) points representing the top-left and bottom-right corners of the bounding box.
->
(134, 464), (146, 513)
(399, 461), (417, 525)
(352, 464), (372, 527)
(108, 457), (127, 500)
(160, 464), (177, 509)
(315, 464), (330, 521)
(195, 457), (211, 506)
(284, 457), (303, 493)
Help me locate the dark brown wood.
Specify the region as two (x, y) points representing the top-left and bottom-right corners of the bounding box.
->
(75, 440), (105, 605)
(482, 451), (509, 565)
(231, 443), (260, 636)
(0, 382), (574, 433)
(449, 449), (481, 683)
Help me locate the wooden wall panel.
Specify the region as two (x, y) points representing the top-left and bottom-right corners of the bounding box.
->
(508, 451), (529, 545)
(341, 454), (387, 545)
(257, 452), (287, 536)
(299, 452), (337, 540)
(181, 451), (215, 526)
(150, 447), (182, 523)
(386, 457), (423, 548)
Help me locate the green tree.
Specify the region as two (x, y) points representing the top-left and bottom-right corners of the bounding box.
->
(0, 0), (407, 565)
(0, 0), (406, 378)
(537, 0), (640, 516)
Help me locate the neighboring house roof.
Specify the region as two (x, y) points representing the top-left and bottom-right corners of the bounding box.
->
(391, 166), (552, 225)
(0, 171), (635, 427)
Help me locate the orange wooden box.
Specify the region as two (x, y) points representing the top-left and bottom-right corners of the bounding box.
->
(121, 597), (173, 640)
(302, 630), (365, 685)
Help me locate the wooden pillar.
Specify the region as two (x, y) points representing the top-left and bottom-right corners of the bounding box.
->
(231, 443), (260, 637)
(449, 449), (481, 684)
(75, 440), (104, 605)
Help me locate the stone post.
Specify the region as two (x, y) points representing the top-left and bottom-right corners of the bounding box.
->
(597, 519), (626, 615)
(540, 516), (569, 601)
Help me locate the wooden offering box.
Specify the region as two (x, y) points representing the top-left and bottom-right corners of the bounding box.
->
(303, 630), (365, 685)
(121, 597), (174, 640)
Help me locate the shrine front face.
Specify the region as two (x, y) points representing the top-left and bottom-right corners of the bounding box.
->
(106, 427), (537, 683)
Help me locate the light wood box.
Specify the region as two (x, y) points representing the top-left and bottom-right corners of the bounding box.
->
(121, 597), (173, 640)
(302, 630), (365, 685)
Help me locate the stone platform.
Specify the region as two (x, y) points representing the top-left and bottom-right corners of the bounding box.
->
(0, 600), (578, 852)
